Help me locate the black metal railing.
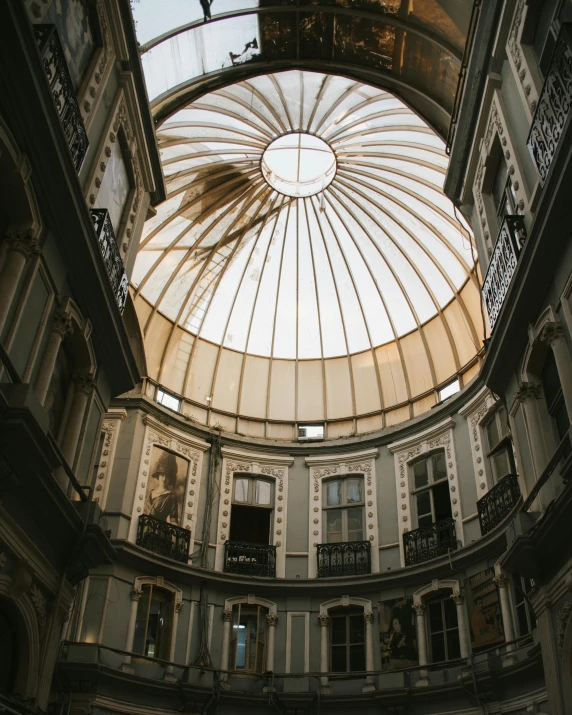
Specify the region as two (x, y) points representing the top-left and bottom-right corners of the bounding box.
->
(527, 24), (572, 185)
(34, 25), (89, 173)
(136, 514), (190, 563)
(403, 517), (458, 566)
(477, 473), (521, 536)
(224, 541), (276, 577)
(90, 209), (129, 313)
(482, 215), (527, 330)
(316, 540), (371, 578)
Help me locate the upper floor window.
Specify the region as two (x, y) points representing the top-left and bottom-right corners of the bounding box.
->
(427, 596), (460, 663)
(156, 388), (181, 412)
(298, 424), (324, 439)
(230, 604), (267, 674)
(94, 137), (131, 233)
(330, 608), (365, 673)
(229, 476), (273, 545)
(483, 405), (515, 484)
(514, 575), (536, 637)
(541, 349), (570, 443)
(410, 451), (451, 529)
(323, 476), (364, 543)
(133, 584), (174, 660)
(492, 158), (518, 221)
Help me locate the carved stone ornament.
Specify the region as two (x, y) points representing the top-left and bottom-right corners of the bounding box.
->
(130, 587), (143, 601)
(29, 583), (47, 633)
(556, 599), (572, 650)
(450, 593), (464, 606)
(493, 574), (509, 589)
(318, 614), (330, 627)
(364, 611), (374, 624)
(538, 322), (565, 347)
(73, 374), (95, 394)
(223, 609), (233, 623)
(6, 230), (41, 258)
(413, 604), (426, 616)
(52, 310), (73, 338)
(266, 613), (278, 627)
(515, 382), (542, 403)
(175, 600), (184, 614)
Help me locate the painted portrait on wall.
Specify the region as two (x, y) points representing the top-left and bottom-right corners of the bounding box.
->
(144, 446), (188, 525)
(378, 598), (418, 670)
(465, 568), (505, 650)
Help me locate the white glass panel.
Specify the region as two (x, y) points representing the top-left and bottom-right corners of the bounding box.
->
(326, 480), (342, 506)
(94, 140), (129, 232)
(234, 478), (249, 503)
(346, 479), (363, 504)
(255, 480), (271, 505)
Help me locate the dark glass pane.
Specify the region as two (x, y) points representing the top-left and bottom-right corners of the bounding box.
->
(431, 633), (446, 663)
(541, 350), (560, 410)
(326, 510), (343, 541)
(416, 490), (431, 517)
(485, 416), (500, 448)
(418, 514), (433, 529)
(433, 481), (452, 521)
(349, 615), (364, 644)
(446, 629), (461, 660)
(347, 508), (364, 541)
(331, 645), (347, 672)
(492, 448), (511, 481)
(443, 597), (457, 629)
(554, 395), (570, 441)
(413, 459), (429, 488)
(498, 406), (510, 438)
(133, 587), (151, 655)
(517, 603), (530, 636)
(428, 602), (443, 632)
(349, 644), (366, 672)
(432, 451), (447, 481)
(331, 617), (347, 645)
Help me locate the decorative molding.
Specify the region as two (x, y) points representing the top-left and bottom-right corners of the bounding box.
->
(29, 583), (47, 634)
(320, 596), (372, 616)
(221, 446), (294, 466)
(557, 599), (572, 650)
(460, 387), (497, 498)
(224, 594), (277, 615)
(506, 0), (540, 117)
(306, 450), (380, 578)
(413, 578), (461, 604)
(94, 409), (126, 508)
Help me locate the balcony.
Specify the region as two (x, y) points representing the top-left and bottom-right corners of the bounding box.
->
(224, 541), (276, 577)
(34, 24), (89, 173)
(482, 215), (527, 330)
(136, 514), (190, 563)
(403, 517), (458, 566)
(316, 540), (371, 578)
(527, 24), (572, 185)
(91, 209), (129, 313)
(477, 473), (521, 536)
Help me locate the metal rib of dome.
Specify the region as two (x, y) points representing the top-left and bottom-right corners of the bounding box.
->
(133, 71), (484, 431)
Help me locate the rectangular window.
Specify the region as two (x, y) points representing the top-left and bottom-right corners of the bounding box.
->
(428, 597), (460, 663)
(439, 379), (460, 402)
(132, 585), (174, 660)
(323, 477), (365, 543)
(229, 476), (273, 545)
(483, 405), (515, 484)
(514, 576), (536, 637)
(492, 159), (518, 220)
(298, 424), (324, 439)
(410, 452), (451, 529)
(542, 350), (570, 443)
(331, 611), (366, 673)
(230, 604), (266, 673)
(156, 388), (181, 412)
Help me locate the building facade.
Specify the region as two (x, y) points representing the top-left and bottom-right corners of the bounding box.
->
(1, 2), (571, 715)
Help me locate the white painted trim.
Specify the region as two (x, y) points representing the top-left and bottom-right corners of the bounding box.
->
(390, 423), (463, 566)
(306, 452), (380, 578)
(286, 612), (310, 673)
(128, 416), (210, 559)
(378, 542), (400, 550)
(215, 454), (291, 577)
(224, 595), (277, 615)
(460, 388), (498, 500)
(320, 596), (372, 616)
(97, 409), (126, 510)
(413, 578), (461, 604)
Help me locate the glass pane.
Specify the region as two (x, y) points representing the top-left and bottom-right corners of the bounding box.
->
(416, 490), (431, 517)
(326, 480), (342, 506)
(349, 644), (365, 672)
(346, 478), (363, 503)
(331, 645), (346, 672)
(446, 629), (461, 660)
(433, 480), (452, 521)
(347, 508), (363, 541)
(432, 451), (447, 481)
(349, 615), (364, 644)
(331, 617), (347, 645)
(413, 459), (429, 489)
(234, 478), (249, 503)
(498, 406), (510, 438)
(133, 586), (151, 655)
(428, 602), (443, 633)
(146, 591), (172, 659)
(517, 603), (530, 636)
(431, 633), (446, 663)
(485, 417), (500, 449)
(443, 597), (458, 629)
(326, 510), (343, 542)
(418, 514), (433, 529)
(255, 480), (271, 505)
(492, 449), (511, 481)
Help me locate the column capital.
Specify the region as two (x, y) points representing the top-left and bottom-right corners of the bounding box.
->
(222, 609), (233, 623)
(364, 611), (375, 625)
(265, 613), (278, 627)
(175, 599), (184, 614)
(538, 321), (565, 347)
(450, 592), (464, 606)
(318, 614), (330, 627)
(5, 230), (41, 258)
(52, 310), (73, 338)
(514, 381), (541, 403)
(73, 373), (95, 394)
(493, 573), (510, 589)
(413, 603), (426, 617)
(130, 587), (143, 602)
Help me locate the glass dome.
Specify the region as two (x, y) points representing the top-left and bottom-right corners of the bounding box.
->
(132, 71), (484, 434)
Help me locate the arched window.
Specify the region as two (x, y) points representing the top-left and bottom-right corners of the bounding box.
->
(132, 584), (175, 660)
(229, 603), (267, 674)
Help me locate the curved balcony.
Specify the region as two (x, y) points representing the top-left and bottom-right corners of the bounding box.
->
(477, 474), (521, 536)
(403, 518), (458, 566)
(224, 541), (276, 577)
(316, 541), (371, 578)
(136, 514), (190, 563)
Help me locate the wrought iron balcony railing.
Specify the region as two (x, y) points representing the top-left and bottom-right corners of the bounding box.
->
(477, 473), (521, 536)
(403, 517), (458, 566)
(91, 209), (129, 313)
(34, 25), (89, 173)
(316, 540), (371, 578)
(482, 215), (527, 330)
(527, 24), (572, 185)
(136, 514), (190, 563)
(224, 541), (276, 577)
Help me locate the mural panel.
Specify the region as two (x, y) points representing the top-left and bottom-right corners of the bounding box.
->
(144, 446), (188, 525)
(465, 569), (505, 650)
(378, 597), (418, 670)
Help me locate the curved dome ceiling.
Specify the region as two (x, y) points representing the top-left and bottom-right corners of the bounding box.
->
(133, 71), (484, 435)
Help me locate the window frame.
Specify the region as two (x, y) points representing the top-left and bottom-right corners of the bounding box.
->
(482, 405), (515, 485)
(322, 475), (365, 543)
(232, 475), (274, 508)
(133, 584), (175, 661)
(426, 595), (461, 664)
(409, 450), (450, 529)
(512, 575), (536, 637)
(329, 608), (366, 673)
(229, 603), (267, 675)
